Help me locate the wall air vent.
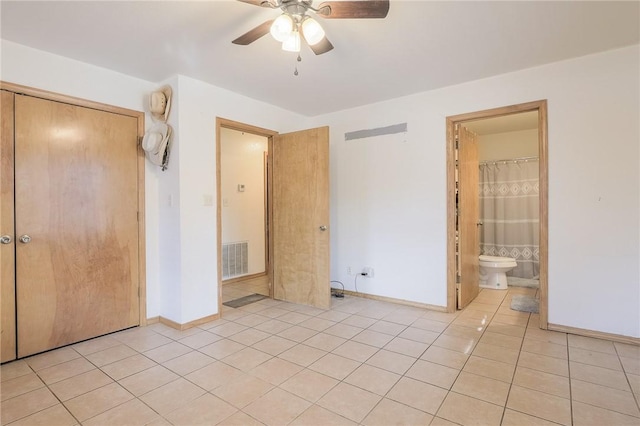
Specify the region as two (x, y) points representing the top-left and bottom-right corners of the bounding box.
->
(345, 123), (407, 141)
(222, 241), (248, 279)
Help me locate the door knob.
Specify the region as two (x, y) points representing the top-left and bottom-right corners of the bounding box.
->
(319, 225), (327, 231)
(19, 235), (31, 244)
(476, 221), (483, 226)
(0, 235), (11, 244)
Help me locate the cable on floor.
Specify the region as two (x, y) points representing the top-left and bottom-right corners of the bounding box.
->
(330, 280), (345, 298)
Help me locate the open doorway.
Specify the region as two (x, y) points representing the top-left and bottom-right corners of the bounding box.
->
(446, 100), (549, 329)
(216, 120), (331, 313)
(216, 118), (277, 315)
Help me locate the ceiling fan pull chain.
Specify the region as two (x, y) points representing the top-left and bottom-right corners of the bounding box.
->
(294, 53), (302, 76)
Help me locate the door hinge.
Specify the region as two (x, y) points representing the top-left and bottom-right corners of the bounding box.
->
(138, 287), (140, 298)
(137, 211), (139, 222)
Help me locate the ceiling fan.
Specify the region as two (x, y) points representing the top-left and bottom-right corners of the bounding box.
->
(232, 0), (390, 55)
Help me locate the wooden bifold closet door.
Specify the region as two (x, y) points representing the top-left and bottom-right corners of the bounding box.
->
(2, 92), (141, 359)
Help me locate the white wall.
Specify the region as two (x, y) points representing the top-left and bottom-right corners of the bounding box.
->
(221, 128), (268, 276)
(312, 45), (639, 338)
(478, 129), (538, 162)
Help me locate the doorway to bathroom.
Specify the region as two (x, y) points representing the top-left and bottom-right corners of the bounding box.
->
(446, 100), (549, 329)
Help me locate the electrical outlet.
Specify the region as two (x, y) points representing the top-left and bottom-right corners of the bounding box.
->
(363, 267), (374, 278)
(346, 266), (352, 275)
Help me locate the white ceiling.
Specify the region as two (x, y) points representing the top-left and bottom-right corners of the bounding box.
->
(1, 1), (638, 117)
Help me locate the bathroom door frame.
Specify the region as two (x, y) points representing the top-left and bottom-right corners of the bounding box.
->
(446, 100), (549, 329)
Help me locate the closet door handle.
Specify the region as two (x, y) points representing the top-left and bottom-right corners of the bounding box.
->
(19, 235), (31, 244)
(0, 235), (12, 244)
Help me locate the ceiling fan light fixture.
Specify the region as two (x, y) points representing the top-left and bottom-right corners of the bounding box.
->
(301, 17), (325, 45)
(282, 29), (301, 52)
(270, 14), (293, 42)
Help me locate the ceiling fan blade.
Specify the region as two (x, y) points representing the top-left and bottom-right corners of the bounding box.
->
(236, 0), (277, 8)
(306, 36), (334, 55)
(232, 20), (274, 45)
(316, 0), (389, 19)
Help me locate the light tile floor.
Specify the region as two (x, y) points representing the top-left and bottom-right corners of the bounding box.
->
(2, 287), (639, 425)
(222, 276), (270, 304)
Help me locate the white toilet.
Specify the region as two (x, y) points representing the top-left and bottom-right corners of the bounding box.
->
(479, 255), (517, 290)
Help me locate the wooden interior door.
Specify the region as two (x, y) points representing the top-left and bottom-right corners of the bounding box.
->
(15, 95), (140, 358)
(458, 125), (480, 309)
(1, 90), (17, 362)
(272, 126), (330, 309)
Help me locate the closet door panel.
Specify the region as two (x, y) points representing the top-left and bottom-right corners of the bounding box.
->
(15, 95), (140, 357)
(1, 90), (16, 363)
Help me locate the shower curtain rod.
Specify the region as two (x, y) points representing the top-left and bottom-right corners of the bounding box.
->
(480, 156), (538, 165)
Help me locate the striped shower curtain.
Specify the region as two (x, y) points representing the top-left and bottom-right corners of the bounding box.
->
(479, 159), (539, 279)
